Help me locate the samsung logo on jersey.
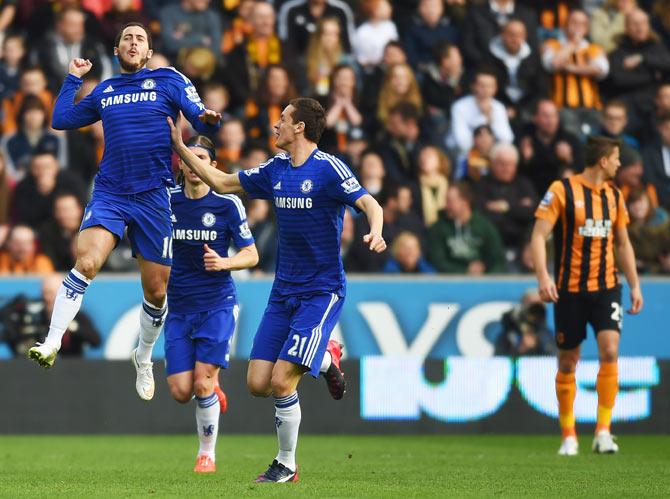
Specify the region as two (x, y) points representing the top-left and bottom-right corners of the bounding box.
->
(172, 229), (218, 241)
(100, 92), (157, 108)
(274, 197), (313, 209)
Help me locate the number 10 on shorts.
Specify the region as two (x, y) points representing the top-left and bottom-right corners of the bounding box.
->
(162, 237), (173, 259)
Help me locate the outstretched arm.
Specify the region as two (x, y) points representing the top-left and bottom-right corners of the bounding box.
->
(167, 116), (242, 194)
(355, 194), (386, 253)
(52, 59), (100, 130)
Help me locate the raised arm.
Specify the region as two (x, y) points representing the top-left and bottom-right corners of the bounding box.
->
(167, 117), (242, 194)
(52, 59), (100, 130)
(168, 68), (221, 135)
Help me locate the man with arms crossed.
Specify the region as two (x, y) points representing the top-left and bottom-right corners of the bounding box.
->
(168, 97), (385, 482)
(28, 23), (221, 404)
(530, 136), (643, 456)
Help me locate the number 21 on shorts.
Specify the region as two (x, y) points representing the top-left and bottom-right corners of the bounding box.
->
(288, 334), (307, 358)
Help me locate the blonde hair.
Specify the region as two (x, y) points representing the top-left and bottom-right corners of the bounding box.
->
(305, 18), (342, 92)
(377, 63), (423, 126)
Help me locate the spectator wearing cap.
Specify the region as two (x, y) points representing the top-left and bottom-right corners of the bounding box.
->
(516, 99), (583, 196)
(383, 231), (436, 273)
(615, 147), (659, 208)
(427, 182), (506, 274)
(641, 112), (670, 211)
(0, 94), (65, 180)
(448, 68), (514, 158)
(0, 224), (54, 274)
(10, 151), (86, 230)
(321, 64), (364, 155)
(474, 143), (537, 254)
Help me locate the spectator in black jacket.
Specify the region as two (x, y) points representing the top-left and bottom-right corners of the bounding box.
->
(641, 112), (670, 211)
(403, 0), (459, 70)
(10, 150), (86, 230)
(486, 18), (547, 123)
(516, 99), (584, 195)
(420, 42), (467, 140)
(39, 193), (83, 271)
(606, 9), (670, 134)
(277, 0), (355, 58)
(29, 7), (111, 93)
(475, 143), (537, 253)
(375, 102), (426, 183)
(461, 0), (538, 66)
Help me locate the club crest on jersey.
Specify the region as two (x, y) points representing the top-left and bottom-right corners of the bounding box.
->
(141, 79), (156, 90)
(202, 212), (216, 227)
(301, 179), (313, 193)
(539, 191), (554, 207)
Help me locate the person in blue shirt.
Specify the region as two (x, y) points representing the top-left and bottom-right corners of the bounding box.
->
(166, 134), (258, 474)
(168, 97), (386, 483)
(28, 23), (222, 406)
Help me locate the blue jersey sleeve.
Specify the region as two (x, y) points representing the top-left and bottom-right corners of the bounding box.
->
(166, 68), (220, 136)
(237, 158), (275, 200)
(52, 74), (100, 130)
(222, 194), (255, 249)
(323, 156), (368, 208)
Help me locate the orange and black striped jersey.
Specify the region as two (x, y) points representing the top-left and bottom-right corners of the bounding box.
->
(543, 39), (606, 110)
(535, 175), (629, 293)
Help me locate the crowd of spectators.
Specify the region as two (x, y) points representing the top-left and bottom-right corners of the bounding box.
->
(1, 0), (670, 278)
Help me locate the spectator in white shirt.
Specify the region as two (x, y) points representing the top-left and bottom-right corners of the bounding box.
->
(354, 0), (398, 67)
(448, 68), (514, 156)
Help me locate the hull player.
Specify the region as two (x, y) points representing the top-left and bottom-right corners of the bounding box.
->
(28, 22), (222, 404)
(167, 97), (385, 482)
(166, 135), (258, 473)
(530, 136), (643, 456)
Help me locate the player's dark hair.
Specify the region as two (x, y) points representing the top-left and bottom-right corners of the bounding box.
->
(289, 97), (326, 143)
(177, 136), (216, 186)
(114, 22), (153, 50)
(584, 136), (621, 167)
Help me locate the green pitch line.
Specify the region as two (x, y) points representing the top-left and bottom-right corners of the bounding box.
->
(0, 435), (668, 497)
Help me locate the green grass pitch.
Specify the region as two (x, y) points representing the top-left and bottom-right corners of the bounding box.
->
(1, 435), (669, 497)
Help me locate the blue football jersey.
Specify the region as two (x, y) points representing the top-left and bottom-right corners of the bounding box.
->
(167, 187), (254, 314)
(238, 149), (368, 296)
(52, 67), (219, 195)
